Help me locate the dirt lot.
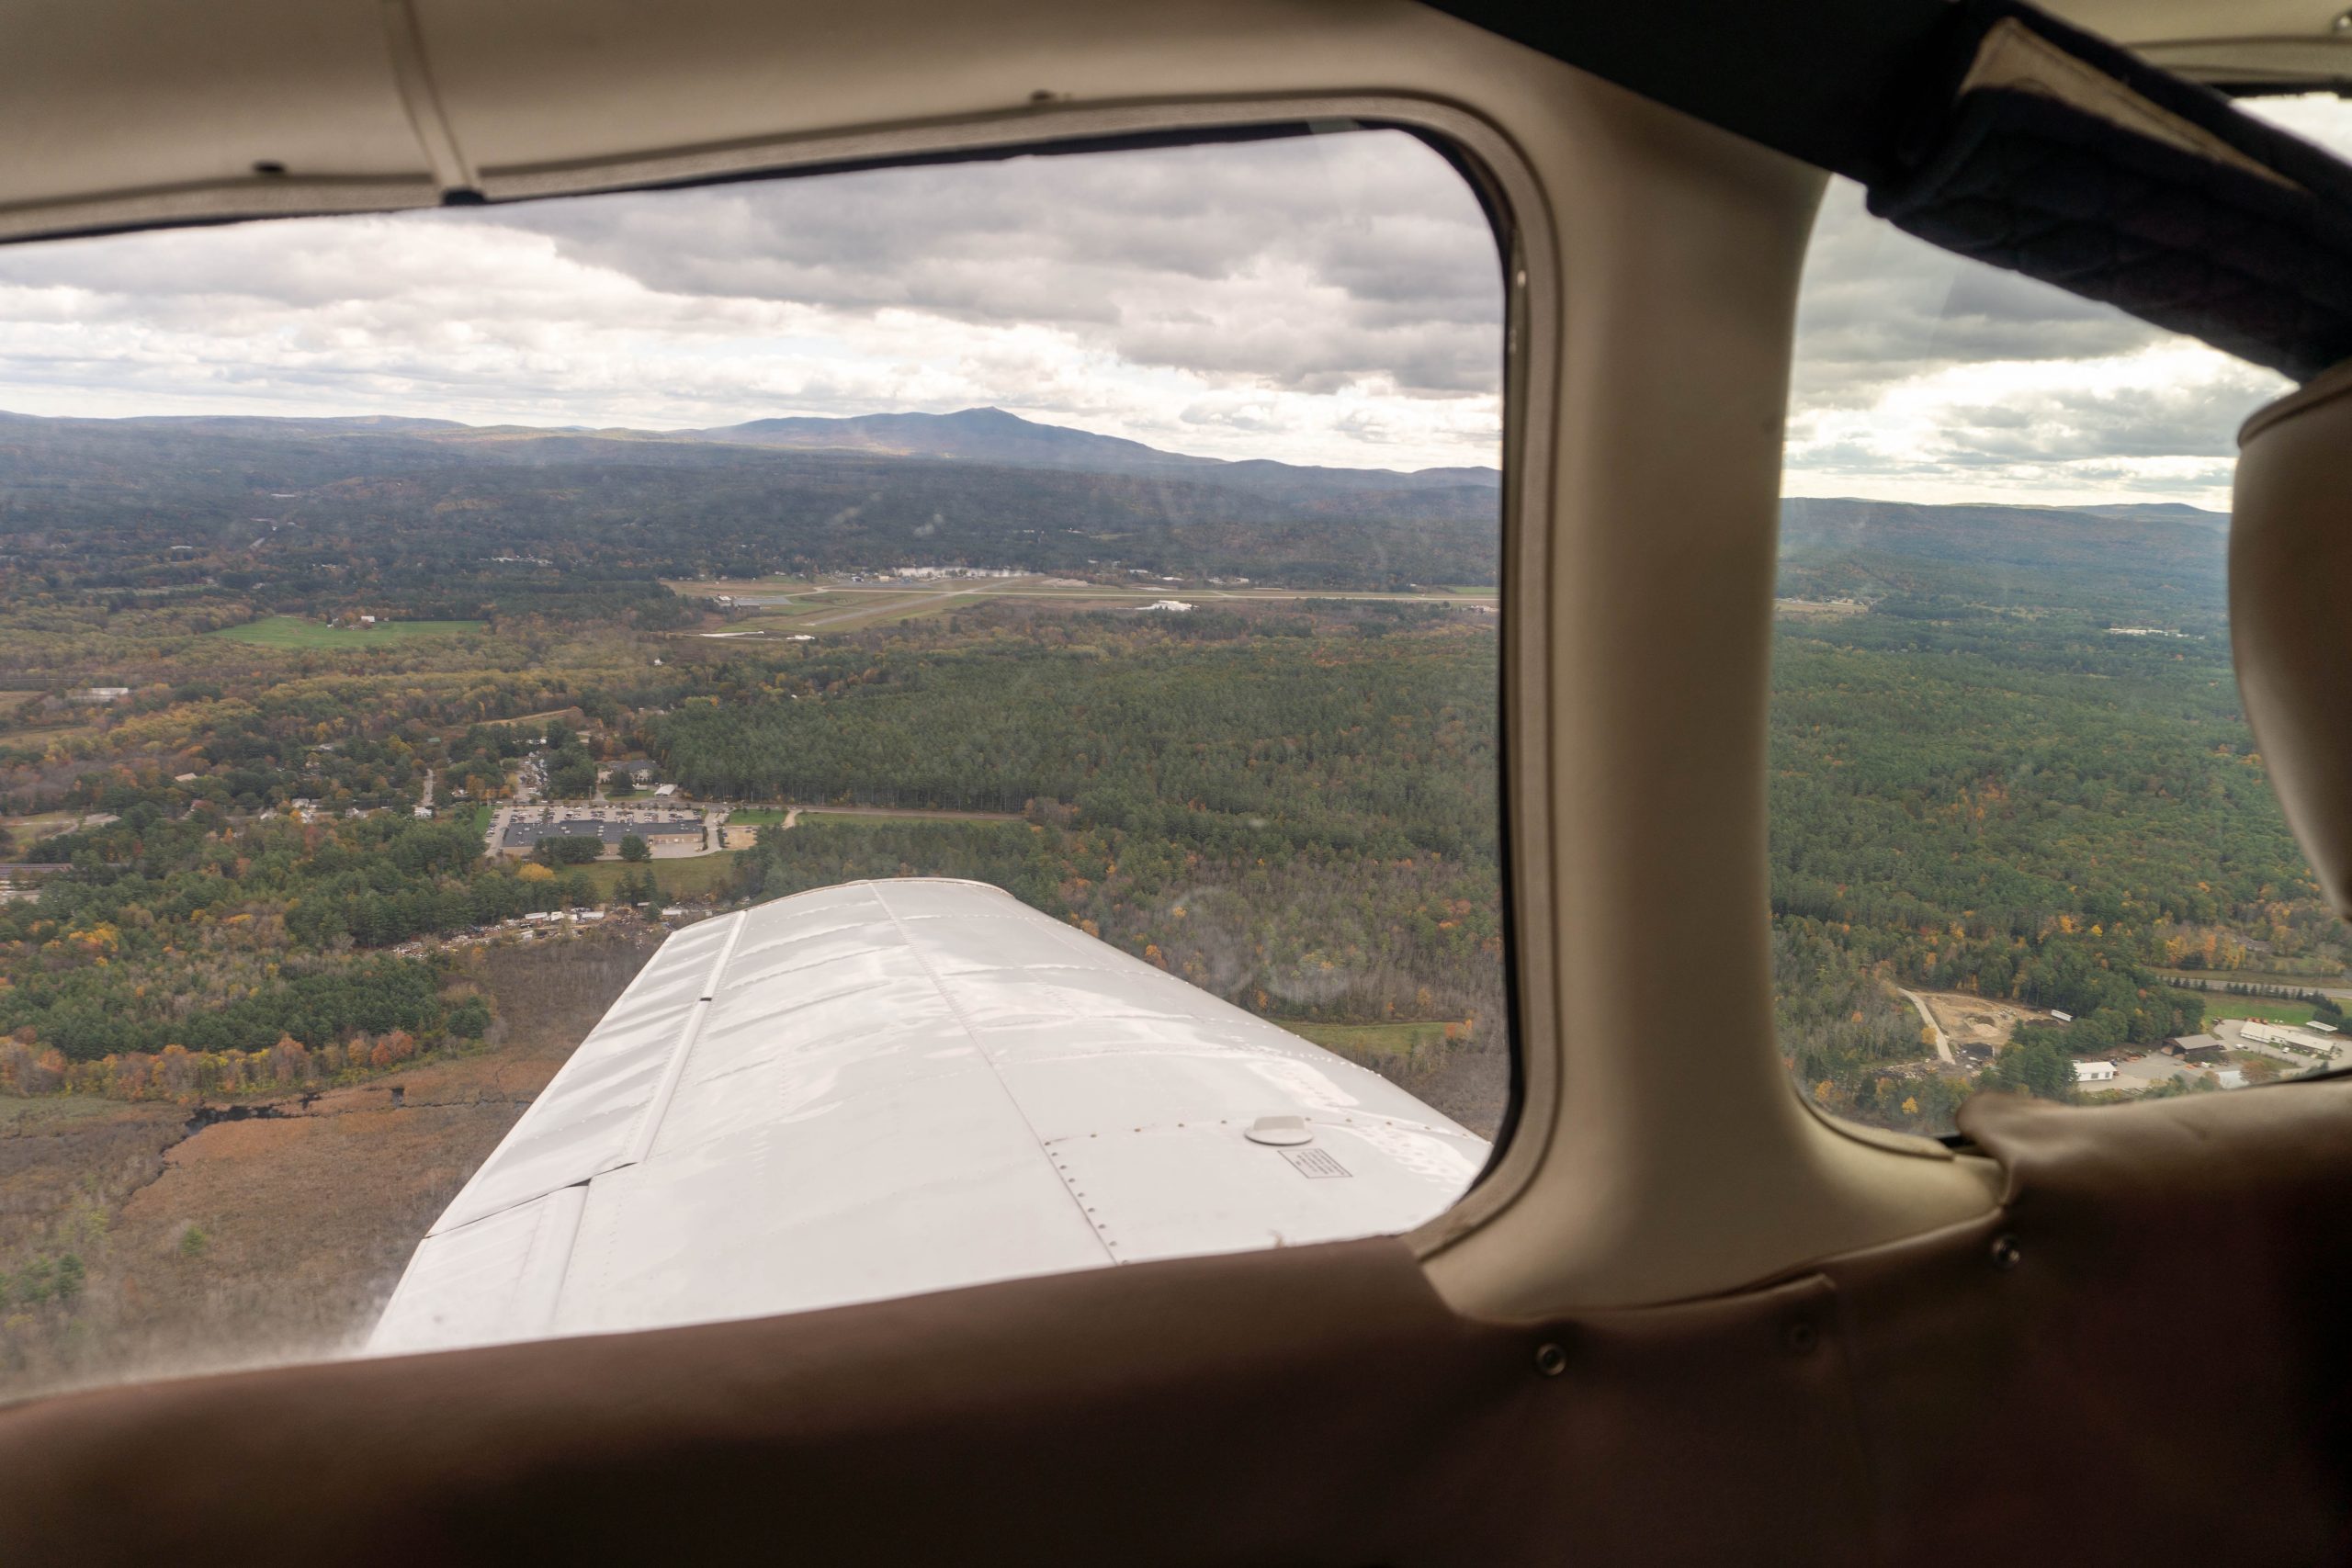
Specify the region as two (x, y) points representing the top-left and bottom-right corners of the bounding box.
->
(1923, 991), (2039, 1051)
(0, 932), (656, 1404)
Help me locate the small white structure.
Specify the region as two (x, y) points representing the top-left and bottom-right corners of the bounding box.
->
(2214, 1068), (2247, 1090)
(2050, 1010), (2074, 1022)
(2308, 1020), (2339, 1034)
(653, 784), (679, 796)
(1144, 599), (1194, 614)
(2074, 1060), (2118, 1084)
(70, 686), (130, 704)
(413, 806), (434, 819)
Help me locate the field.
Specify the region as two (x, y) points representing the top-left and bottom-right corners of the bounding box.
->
(574, 850), (744, 901)
(208, 615), (486, 649)
(723, 807), (791, 825)
(2205, 998), (2323, 1027)
(0, 935), (656, 1402)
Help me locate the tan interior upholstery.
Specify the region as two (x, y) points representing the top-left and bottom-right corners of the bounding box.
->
(3, 1078), (2346, 1565)
(2233, 360), (2352, 916)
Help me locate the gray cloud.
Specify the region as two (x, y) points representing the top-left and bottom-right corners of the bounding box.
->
(462, 132), (1501, 399)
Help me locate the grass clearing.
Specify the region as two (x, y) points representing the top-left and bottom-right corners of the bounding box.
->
(725, 807), (789, 825)
(209, 615), (485, 649)
(575, 851), (742, 902)
(0, 1093), (130, 1131)
(2208, 998), (2324, 1027)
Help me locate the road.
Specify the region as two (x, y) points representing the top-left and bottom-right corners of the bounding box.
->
(2154, 971), (2352, 1003)
(1896, 988), (1955, 1066)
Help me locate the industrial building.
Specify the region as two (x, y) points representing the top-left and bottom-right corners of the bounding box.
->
(499, 814), (703, 858)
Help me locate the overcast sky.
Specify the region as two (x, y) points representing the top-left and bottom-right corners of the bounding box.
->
(0, 98), (2347, 500)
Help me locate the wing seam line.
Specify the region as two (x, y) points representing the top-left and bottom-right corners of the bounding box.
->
(865, 881), (1119, 1268)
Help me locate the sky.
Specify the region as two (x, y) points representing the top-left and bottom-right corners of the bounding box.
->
(0, 98), (2346, 501)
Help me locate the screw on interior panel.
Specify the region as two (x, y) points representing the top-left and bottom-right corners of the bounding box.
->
(1533, 1342), (1567, 1377)
(2335, 10), (2352, 33)
(1782, 1319), (1819, 1356)
(252, 161), (288, 176)
(1989, 1233), (2023, 1270)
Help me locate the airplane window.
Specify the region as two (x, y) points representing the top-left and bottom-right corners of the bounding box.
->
(1775, 98), (2352, 1138)
(0, 130), (1507, 1393)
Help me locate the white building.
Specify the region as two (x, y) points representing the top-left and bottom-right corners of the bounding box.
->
(2241, 1021), (2333, 1054)
(2074, 1060), (2118, 1084)
(1144, 600), (1194, 614)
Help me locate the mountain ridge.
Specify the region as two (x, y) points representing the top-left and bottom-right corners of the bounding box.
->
(0, 404), (1500, 495)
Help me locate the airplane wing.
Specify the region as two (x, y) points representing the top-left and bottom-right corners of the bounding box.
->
(370, 878), (1489, 1353)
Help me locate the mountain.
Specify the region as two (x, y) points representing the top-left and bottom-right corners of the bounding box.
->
(0, 406), (1504, 598)
(688, 407), (1500, 493)
(1778, 496), (2231, 616)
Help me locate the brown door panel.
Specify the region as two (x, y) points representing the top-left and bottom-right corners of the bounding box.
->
(1, 1083), (2346, 1566)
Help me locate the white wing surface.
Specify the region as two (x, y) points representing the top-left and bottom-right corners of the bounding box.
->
(370, 878), (1488, 1354)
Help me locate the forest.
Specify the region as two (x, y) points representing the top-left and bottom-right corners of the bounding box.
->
(1769, 497), (2332, 1130)
(0, 437), (2332, 1147)
(0, 410), (1498, 616)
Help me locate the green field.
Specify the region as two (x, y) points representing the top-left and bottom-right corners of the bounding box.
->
(209, 616), (486, 649)
(724, 807), (790, 825)
(575, 851), (742, 902)
(2204, 998), (2324, 1028)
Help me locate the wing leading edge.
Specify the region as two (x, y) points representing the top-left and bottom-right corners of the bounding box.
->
(370, 878), (1487, 1354)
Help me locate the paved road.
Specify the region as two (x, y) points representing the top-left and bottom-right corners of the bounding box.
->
(2155, 971), (2352, 1003)
(1896, 988), (1955, 1066)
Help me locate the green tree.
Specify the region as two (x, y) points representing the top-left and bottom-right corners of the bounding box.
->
(619, 833), (650, 863)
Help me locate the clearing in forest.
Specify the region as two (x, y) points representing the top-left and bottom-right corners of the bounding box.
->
(207, 615), (486, 649)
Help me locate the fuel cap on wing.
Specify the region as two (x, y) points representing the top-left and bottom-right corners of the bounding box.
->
(1244, 1114), (1313, 1146)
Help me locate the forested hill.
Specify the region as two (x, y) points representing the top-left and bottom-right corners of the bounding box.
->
(690, 406), (1502, 496)
(0, 409), (1499, 601)
(1779, 496), (2229, 617)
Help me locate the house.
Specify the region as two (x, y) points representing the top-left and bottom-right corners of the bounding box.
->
(2073, 1060), (2118, 1084)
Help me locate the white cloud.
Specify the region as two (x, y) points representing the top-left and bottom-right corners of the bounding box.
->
(1784, 93), (2352, 508)
(0, 130), (1502, 471)
(3, 94), (2346, 498)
